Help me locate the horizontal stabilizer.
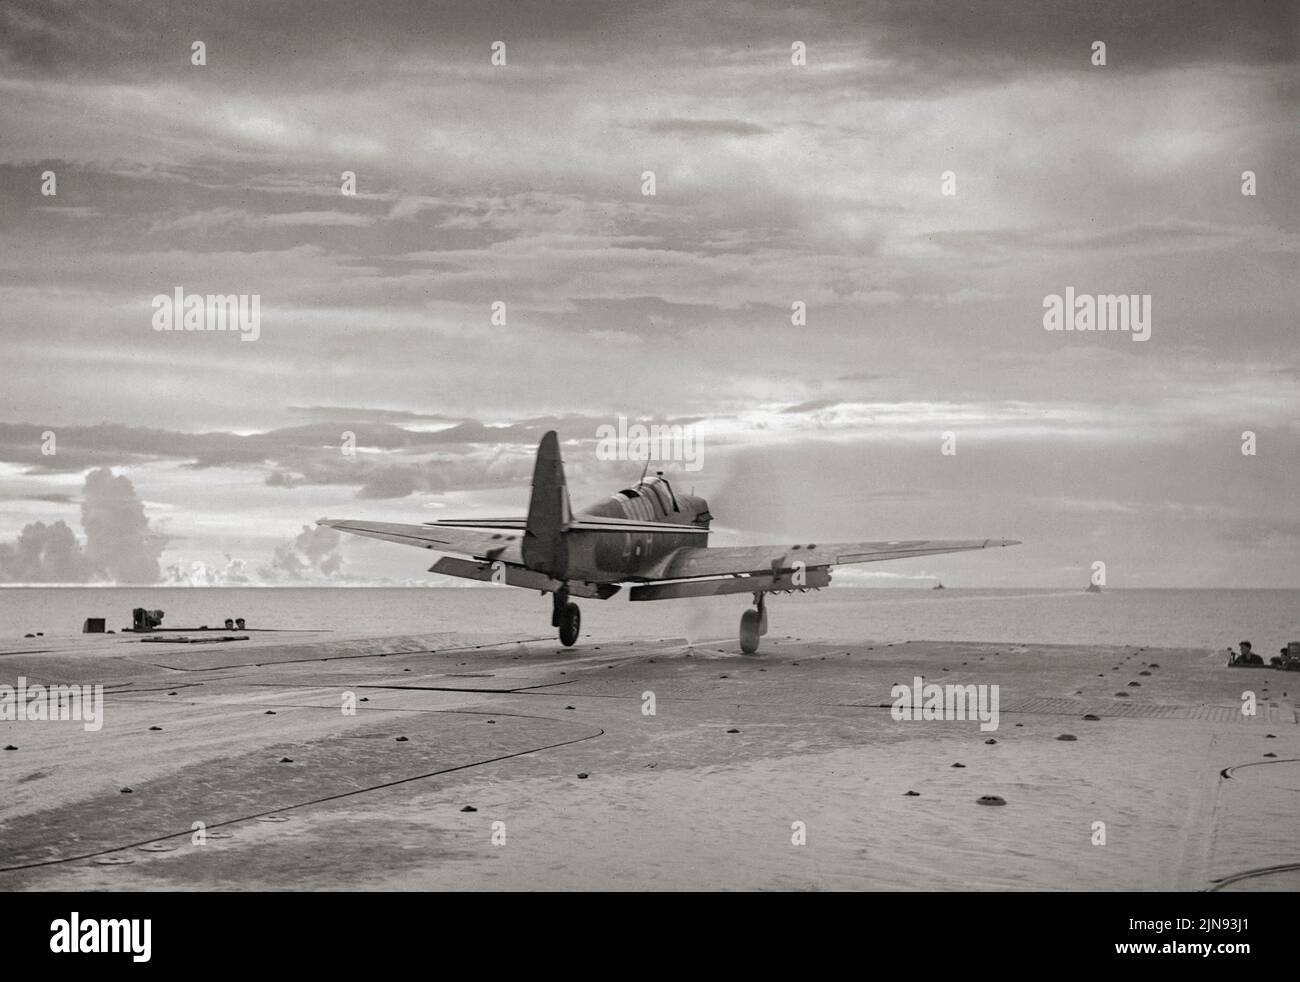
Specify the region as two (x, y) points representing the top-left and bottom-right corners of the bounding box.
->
(569, 516), (708, 536)
(428, 515), (705, 536)
(430, 518), (527, 530)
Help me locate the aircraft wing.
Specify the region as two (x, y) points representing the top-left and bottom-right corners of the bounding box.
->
(319, 514), (708, 563)
(433, 514), (708, 537)
(318, 519), (524, 563)
(633, 538), (1020, 580)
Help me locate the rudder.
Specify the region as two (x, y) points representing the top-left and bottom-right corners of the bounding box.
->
(522, 430), (571, 578)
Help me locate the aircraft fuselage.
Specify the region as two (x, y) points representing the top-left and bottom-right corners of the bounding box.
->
(567, 474), (710, 582)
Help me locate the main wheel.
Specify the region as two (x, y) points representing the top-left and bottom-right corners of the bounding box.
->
(559, 602), (581, 647)
(739, 609), (761, 654)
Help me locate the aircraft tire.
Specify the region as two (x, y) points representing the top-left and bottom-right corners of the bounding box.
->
(559, 602), (581, 646)
(739, 609), (761, 654)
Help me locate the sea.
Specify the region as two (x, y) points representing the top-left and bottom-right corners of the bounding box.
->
(0, 587), (1295, 652)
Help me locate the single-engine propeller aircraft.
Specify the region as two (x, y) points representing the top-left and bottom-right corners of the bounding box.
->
(320, 431), (1020, 653)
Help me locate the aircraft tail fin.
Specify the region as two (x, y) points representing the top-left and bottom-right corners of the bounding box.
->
(521, 430), (571, 578)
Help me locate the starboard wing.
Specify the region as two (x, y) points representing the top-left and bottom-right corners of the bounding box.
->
(632, 538), (1020, 580)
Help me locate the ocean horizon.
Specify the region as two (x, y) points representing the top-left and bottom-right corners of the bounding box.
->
(4, 586), (1295, 652)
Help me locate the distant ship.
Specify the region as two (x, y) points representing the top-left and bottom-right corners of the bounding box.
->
(1085, 582), (1103, 593)
(931, 582), (946, 590)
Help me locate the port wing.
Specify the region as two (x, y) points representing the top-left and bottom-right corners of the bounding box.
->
(632, 538), (1020, 581)
(317, 519), (524, 563)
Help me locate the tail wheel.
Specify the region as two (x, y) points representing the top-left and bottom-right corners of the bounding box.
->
(559, 602), (581, 647)
(739, 609), (761, 655)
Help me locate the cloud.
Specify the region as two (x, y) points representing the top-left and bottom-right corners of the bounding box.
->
(162, 554), (252, 586)
(151, 208), (376, 233)
(31, 205), (101, 217)
(257, 524), (344, 581)
(782, 399), (843, 414)
(644, 118), (769, 137)
(287, 406), (463, 425)
(0, 519), (91, 582)
(0, 0), (1296, 587)
(0, 467), (164, 583)
(80, 467), (166, 583)
(3, 0), (1288, 88)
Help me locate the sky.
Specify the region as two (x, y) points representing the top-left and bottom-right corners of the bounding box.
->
(0, 0), (1296, 587)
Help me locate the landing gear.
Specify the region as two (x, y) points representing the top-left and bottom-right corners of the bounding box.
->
(559, 603), (580, 646)
(739, 592), (769, 654)
(552, 587), (581, 647)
